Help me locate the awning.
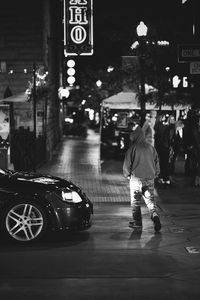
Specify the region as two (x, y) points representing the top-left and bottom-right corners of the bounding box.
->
(102, 91), (190, 111)
(102, 92), (138, 110)
(102, 92), (156, 110)
(0, 92), (29, 103)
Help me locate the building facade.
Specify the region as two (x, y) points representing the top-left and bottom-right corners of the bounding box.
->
(0, 0), (63, 169)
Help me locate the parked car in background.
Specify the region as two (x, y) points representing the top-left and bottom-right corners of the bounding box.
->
(100, 109), (140, 158)
(0, 168), (93, 243)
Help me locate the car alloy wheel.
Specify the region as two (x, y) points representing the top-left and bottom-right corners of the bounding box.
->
(5, 202), (47, 242)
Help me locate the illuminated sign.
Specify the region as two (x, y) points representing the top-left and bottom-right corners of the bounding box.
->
(190, 62), (200, 74)
(178, 44), (200, 62)
(64, 0), (93, 56)
(172, 75), (189, 88)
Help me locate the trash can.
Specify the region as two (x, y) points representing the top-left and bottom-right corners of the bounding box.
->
(0, 147), (8, 169)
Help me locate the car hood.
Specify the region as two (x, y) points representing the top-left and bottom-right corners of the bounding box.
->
(0, 169), (79, 194)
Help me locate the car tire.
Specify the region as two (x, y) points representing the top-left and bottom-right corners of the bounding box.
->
(1, 200), (48, 243)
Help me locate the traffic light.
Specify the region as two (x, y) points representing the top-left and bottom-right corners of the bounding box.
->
(66, 59), (75, 86)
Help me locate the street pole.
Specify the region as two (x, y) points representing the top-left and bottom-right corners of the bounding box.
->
(136, 22), (148, 126)
(139, 38), (146, 126)
(33, 62), (37, 172)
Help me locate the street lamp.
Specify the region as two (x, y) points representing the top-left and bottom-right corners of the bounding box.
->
(96, 80), (102, 87)
(136, 21), (148, 126)
(136, 21), (148, 37)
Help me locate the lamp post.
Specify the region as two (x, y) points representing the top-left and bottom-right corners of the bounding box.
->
(136, 21), (148, 126)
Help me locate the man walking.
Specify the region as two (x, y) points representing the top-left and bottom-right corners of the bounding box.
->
(123, 125), (161, 232)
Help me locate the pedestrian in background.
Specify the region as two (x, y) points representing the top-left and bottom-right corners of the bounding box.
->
(123, 125), (161, 232)
(129, 116), (140, 144)
(184, 108), (200, 186)
(142, 110), (157, 146)
(169, 119), (185, 175)
(155, 114), (175, 185)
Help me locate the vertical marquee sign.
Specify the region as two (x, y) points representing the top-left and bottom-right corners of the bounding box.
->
(64, 0), (93, 56)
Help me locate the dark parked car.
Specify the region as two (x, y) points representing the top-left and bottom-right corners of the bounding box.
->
(0, 168), (93, 243)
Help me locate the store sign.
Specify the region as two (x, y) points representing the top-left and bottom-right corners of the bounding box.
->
(64, 0), (93, 56)
(172, 75), (189, 88)
(190, 62), (200, 74)
(178, 44), (200, 62)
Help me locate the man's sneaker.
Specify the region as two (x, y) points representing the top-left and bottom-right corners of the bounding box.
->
(129, 221), (142, 229)
(152, 213), (161, 232)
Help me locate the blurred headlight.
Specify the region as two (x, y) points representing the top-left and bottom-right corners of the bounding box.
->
(62, 190), (82, 203)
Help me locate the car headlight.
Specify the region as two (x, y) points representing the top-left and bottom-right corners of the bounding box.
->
(61, 190), (82, 203)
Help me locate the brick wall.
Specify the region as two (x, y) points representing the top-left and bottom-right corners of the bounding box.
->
(0, 0), (63, 164)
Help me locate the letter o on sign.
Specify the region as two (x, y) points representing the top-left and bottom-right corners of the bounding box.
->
(70, 26), (87, 44)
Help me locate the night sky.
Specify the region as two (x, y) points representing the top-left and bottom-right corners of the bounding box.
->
(79, 0), (197, 70)
(1, 0), (198, 74)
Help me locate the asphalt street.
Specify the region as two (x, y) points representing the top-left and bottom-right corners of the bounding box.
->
(0, 129), (200, 300)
